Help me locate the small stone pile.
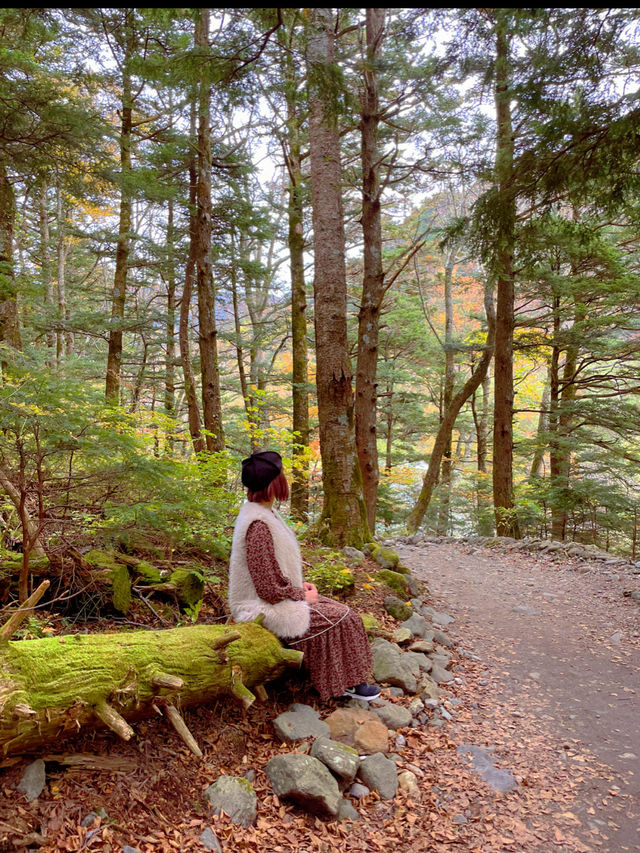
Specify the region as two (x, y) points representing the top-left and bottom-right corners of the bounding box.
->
(198, 592), (459, 827)
(394, 532), (640, 573)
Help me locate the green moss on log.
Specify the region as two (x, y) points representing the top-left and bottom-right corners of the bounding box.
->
(111, 563), (131, 613)
(169, 567), (204, 608)
(0, 622), (303, 756)
(83, 549), (132, 613)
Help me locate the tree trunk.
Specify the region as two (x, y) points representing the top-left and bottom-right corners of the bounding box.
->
(281, 26), (310, 522)
(195, 9), (224, 454)
(384, 378), (394, 474)
(406, 285), (495, 535)
(529, 376), (550, 481)
(179, 101), (205, 456)
(436, 257), (456, 536)
(307, 8), (370, 548)
(0, 588), (302, 758)
(39, 182), (55, 360)
(548, 295), (562, 537)
(105, 16), (134, 404)
(471, 372), (493, 534)
(0, 164), (22, 366)
(230, 229), (250, 423)
(550, 296), (583, 540)
(56, 187), (73, 361)
(165, 199), (176, 450)
(355, 7), (386, 534)
(492, 11), (519, 538)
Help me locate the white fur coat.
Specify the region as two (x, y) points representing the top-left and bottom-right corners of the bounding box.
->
(228, 501), (310, 638)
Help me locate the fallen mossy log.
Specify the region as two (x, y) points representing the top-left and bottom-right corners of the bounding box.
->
(0, 583), (303, 758)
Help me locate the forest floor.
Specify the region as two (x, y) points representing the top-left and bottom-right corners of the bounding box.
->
(1, 540), (639, 853)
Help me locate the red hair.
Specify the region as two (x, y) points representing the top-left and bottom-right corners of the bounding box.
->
(247, 470), (289, 503)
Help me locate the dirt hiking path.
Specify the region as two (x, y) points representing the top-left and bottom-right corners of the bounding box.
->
(397, 540), (640, 853)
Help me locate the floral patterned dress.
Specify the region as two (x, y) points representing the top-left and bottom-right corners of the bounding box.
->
(245, 519), (372, 701)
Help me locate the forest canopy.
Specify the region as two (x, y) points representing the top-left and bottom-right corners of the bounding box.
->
(2, 7), (640, 605)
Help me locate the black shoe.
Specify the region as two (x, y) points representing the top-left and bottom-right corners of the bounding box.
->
(342, 682), (381, 701)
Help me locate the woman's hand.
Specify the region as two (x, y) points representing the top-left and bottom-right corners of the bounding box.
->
(303, 581), (318, 604)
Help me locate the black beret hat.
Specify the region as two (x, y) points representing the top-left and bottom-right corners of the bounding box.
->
(241, 450), (283, 491)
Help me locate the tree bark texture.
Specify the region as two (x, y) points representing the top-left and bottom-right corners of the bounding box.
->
(0, 164), (22, 361)
(281, 23), (310, 521)
(471, 372), (493, 534)
(165, 199), (176, 449)
(56, 187), (73, 360)
(355, 7), (386, 534)
(549, 296), (583, 539)
(492, 11), (519, 538)
(179, 101), (205, 456)
(195, 9), (225, 453)
(105, 13), (134, 403)
(0, 615), (302, 757)
(405, 285), (496, 535)
(39, 182), (55, 359)
(307, 8), (370, 547)
(436, 257), (456, 535)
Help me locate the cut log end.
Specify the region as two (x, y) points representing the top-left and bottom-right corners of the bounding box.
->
(230, 665), (255, 710)
(13, 703), (36, 719)
(280, 648), (304, 668)
(165, 703), (203, 759)
(94, 700), (134, 742)
(152, 673), (184, 691)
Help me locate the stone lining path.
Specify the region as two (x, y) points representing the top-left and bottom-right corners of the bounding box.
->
(396, 539), (640, 852)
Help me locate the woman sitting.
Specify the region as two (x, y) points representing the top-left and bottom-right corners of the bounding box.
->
(228, 450), (380, 703)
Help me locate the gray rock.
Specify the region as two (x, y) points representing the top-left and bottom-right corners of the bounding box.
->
(457, 745), (517, 794)
(337, 798), (360, 821)
(407, 576), (421, 597)
(273, 704), (330, 742)
(420, 675), (440, 700)
(408, 697), (424, 716)
(393, 627), (414, 644)
(399, 613), (429, 638)
(122, 848), (141, 853)
(431, 664), (454, 684)
(384, 595), (412, 622)
(204, 776), (257, 828)
(81, 812), (98, 828)
(395, 734), (407, 748)
(310, 737), (360, 783)
(343, 546), (365, 563)
(429, 653), (451, 670)
(369, 700), (412, 730)
(349, 782), (370, 798)
(371, 639), (418, 693)
(452, 814), (468, 825)
(432, 628), (454, 647)
(631, 591), (640, 601)
(265, 754), (341, 817)
(409, 638), (435, 654)
(388, 687), (404, 697)
(199, 828), (222, 852)
(403, 650), (432, 673)
(17, 759), (46, 802)
(358, 753), (398, 800)
(512, 605), (540, 616)
(398, 769), (421, 799)
(432, 611), (455, 627)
